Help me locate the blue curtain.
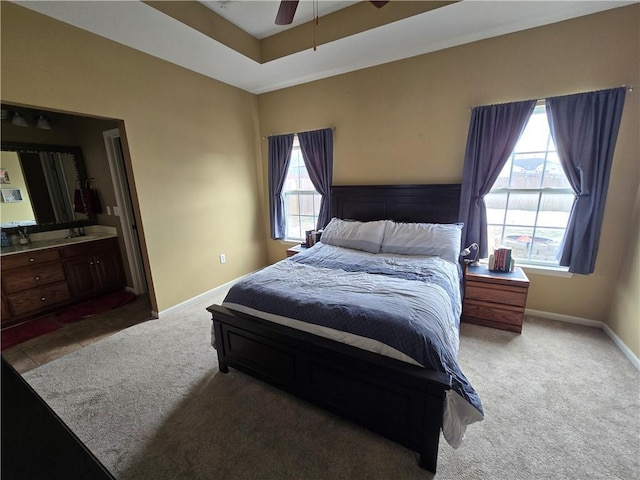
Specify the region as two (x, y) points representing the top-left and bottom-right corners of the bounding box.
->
(546, 87), (627, 274)
(459, 100), (536, 257)
(298, 128), (334, 229)
(268, 134), (294, 239)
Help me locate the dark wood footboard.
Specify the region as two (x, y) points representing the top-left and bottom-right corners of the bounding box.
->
(207, 304), (452, 473)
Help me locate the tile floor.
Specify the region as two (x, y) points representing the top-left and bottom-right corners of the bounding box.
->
(2, 294), (154, 374)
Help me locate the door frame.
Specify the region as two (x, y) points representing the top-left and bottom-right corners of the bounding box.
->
(103, 128), (147, 295)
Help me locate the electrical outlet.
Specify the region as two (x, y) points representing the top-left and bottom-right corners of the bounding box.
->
(112, 206), (120, 216)
(219, 253), (226, 264)
(106, 206), (112, 215)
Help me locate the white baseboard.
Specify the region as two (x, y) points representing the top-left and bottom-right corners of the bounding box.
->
(157, 272), (255, 318)
(525, 308), (604, 328)
(601, 323), (640, 371)
(526, 308), (640, 371)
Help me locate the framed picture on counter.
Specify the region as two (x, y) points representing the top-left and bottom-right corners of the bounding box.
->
(0, 169), (10, 184)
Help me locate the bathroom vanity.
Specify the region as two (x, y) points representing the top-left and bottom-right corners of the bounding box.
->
(1, 234), (125, 326)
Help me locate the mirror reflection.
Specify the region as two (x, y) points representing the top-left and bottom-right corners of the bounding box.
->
(0, 142), (94, 230)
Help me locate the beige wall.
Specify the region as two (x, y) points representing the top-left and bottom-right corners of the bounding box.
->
(609, 185), (640, 357)
(1, 2), (267, 313)
(258, 6), (640, 355)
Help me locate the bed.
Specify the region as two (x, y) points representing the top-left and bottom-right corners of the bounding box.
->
(206, 184), (483, 473)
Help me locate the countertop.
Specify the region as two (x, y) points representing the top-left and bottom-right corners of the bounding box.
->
(1, 232), (117, 256)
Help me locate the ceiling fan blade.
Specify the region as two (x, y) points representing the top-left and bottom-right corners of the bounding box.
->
(370, 1), (389, 7)
(275, 0), (299, 25)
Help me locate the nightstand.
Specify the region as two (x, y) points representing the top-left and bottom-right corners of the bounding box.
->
(286, 244), (307, 257)
(462, 265), (530, 333)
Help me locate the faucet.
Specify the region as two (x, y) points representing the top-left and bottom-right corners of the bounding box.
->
(66, 223), (86, 238)
(17, 225), (30, 245)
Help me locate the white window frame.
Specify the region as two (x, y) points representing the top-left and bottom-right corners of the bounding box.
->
(282, 136), (321, 242)
(486, 103), (574, 271)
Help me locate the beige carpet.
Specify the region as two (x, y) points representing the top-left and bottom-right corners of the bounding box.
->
(23, 293), (639, 480)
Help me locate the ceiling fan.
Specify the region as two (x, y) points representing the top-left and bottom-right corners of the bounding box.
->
(275, 1), (389, 26)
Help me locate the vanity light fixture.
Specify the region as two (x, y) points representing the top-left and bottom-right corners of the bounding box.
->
(36, 115), (52, 130)
(11, 112), (28, 127)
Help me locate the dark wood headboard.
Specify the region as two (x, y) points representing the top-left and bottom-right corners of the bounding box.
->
(330, 184), (461, 224)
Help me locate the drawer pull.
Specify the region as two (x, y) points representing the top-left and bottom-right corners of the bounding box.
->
(29, 258), (35, 262)
(41, 297), (46, 301)
(35, 276), (41, 281)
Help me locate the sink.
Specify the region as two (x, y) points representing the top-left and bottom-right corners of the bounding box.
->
(32, 235), (101, 248)
(59, 235), (99, 244)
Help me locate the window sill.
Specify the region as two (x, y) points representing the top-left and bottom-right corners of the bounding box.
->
(476, 260), (573, 278)
(519, 264), (573, 278)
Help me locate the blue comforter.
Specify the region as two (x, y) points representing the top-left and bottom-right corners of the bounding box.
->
(221, 243), (483, 446)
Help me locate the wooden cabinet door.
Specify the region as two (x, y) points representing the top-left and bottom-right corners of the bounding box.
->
(64, 252), (124, 299)
(64, 257), (100, 298)
(93, 252), (124, 291)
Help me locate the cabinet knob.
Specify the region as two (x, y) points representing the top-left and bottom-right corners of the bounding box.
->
(90, 261), (94, 265)
(40, 297), (46, 301)
(29, 258), (35, 262)
(35, 276), (41, 281)
(96, 260), (100, 264)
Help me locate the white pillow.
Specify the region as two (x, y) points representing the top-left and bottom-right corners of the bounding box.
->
(381, 222), (463, 263)
(321, 218), (387, 253)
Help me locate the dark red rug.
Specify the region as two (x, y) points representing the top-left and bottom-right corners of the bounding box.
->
(1, 291), (137, 350)
(54, 290), (137, 324)
(1, 316), (61, 351)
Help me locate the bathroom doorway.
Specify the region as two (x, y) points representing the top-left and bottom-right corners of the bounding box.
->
(103, 128), (148, 296)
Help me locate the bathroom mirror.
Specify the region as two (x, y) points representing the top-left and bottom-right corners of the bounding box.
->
(0, 141), (96, 232)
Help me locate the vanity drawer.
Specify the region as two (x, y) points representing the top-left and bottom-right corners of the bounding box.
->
(1, 249), (60, 270)
(2, 263), (67, 294)
(59, 238), (115, 259)
(7, 282), (71, 317)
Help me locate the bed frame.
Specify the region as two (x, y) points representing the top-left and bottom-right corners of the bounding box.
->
(207, 184), (462, 473)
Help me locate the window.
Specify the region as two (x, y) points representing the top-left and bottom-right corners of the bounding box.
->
(283, 137), (322, 241)
(485, 104), (574, 266)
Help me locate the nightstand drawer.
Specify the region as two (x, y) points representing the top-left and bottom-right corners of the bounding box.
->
(462, 299), (524, 327)
(465, 283), (528, 308)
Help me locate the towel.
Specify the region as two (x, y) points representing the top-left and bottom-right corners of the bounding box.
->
(73, 188), (84, 213)
(74, 188), (102, 215)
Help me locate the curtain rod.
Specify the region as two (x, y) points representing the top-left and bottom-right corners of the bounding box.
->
(467, 85), (634, 112)
(262, 126), (336, 140)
